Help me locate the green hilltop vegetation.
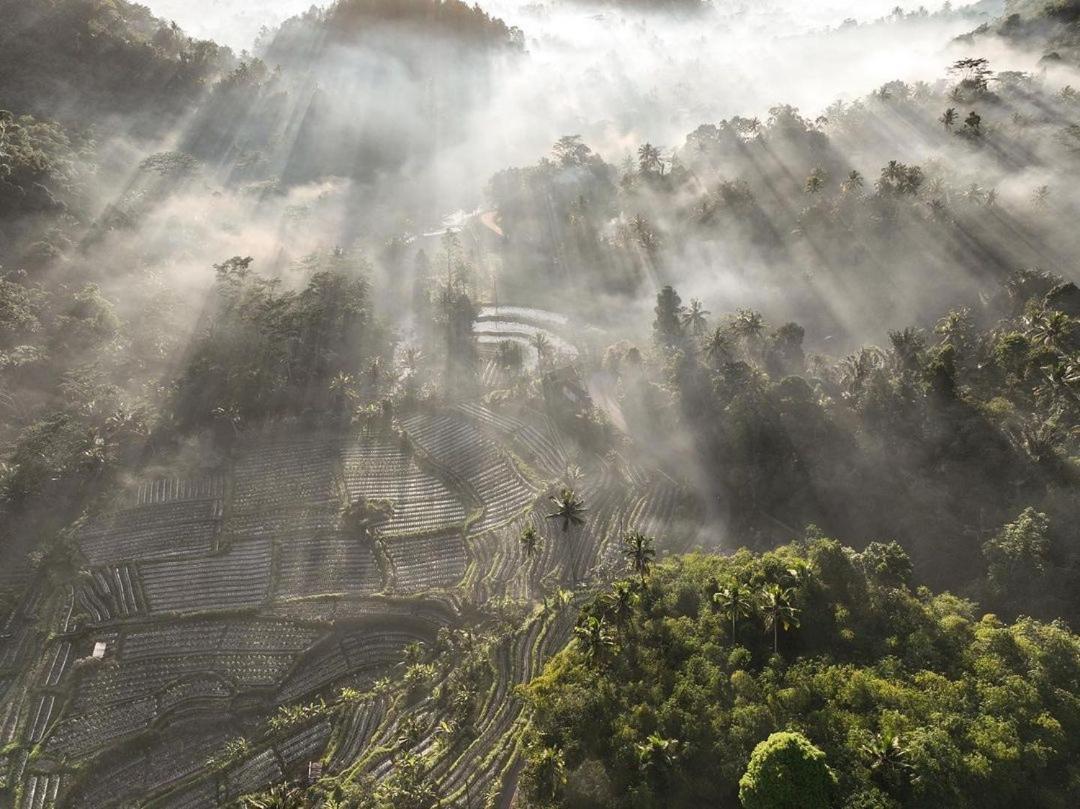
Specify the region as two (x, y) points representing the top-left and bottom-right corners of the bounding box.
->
(520, 536), (1080, 809)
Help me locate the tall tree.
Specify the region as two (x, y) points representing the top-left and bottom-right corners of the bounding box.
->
(547, 488), (587, 532)
(760, 583), (800, 654)
(713, 582), (755, 644)
(574, 615), (615, 667)
(654, 286), (685, 346)
(520, 523), (542, 560)
(680, 299), (711, 337)
(622, 531), (656, 586)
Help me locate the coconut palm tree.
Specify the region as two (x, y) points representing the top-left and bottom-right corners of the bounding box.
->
(805, 168), (827, 195)
(622, 531), (656, 586)
(731, 309), (765, 358)
(713, 582), (756, 645)
(1034, 362), (1080, 409)
(861, 732), (913, 789)
(548, 488), (591, 533)
(636, 733), (682, 787)
(547, 488), (587, 532)
(841, 169), (864, 194)
(837, 347), (885, 402)
(704, 326), (733, 368)
(680, 299), (711, 337)
(1025, 307), (1074, 354)
(574, 615), (615, 667)
(760, 583), (800, 654)
(940, 107), (958, 130)
(888, 327), (924, 373)
(519, 524), (542, 560)
(604, 581), (637, 629)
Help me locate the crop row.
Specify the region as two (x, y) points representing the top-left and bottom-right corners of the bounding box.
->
(27, 694), (55, 744)
(275, 530), (382, 599)
(75, 564), (145, 623)
(277, 629), (421, 704)
(74, 651), (298, 710)
(456, 403), (567, 479)
(157, 674), (233, 714)
(77, 500), (220, 566)
(385, 533), (467, 594)
(224, 748), (283, 802)
(342, 430), (467, 538)
(230, 436), (341, 514)
(155, 778), (219, 809)
(140, 538), (272, 614)
(19, 773), (61, 809)
(120, 618), (322, 661)
(43, 695), (157, 759)
(277, 719), (332, 768)
(43, 642), (72, 688)
(1, 694), (22, 745)
(133, 475), (225, 506)
(71, 717), (233, 809)
(329, 696), (387, 770)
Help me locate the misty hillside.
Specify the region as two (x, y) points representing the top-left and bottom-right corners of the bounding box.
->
(0, 1), (1078, 808)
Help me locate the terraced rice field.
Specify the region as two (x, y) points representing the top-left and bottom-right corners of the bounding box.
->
(0, 402), (693, 807)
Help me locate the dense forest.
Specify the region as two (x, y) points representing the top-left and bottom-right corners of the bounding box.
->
(0, 0), (1078, 807)
(522, 537), (1080, 808)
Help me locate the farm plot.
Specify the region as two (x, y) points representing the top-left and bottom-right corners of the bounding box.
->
(132, 474), (225, 506)
(120, 617), (322, 661)
(357, 606), (579, 803)
(19, 773), (61, 809)
(73, 564), (145, 623)
(230, 434), (341, 516)
(69, 717), (235, 809)
(384, 532), (467, 594)
(276, 719), (332, 768)
(140, 538), (272, 614)
(329, 696), (387, 769)
(462, 516), (531, 604)
(69, 626), (317, 712)
(153, 778), (219, 809)
(71, 618), (323, 710)
(77, 499), (221, 566)
(342, 430), (467, 538)
(402, 412), (538, 535)
(43, 695), (157, 759)
(632, 475), (687, 540)
(72, 651), (299, 710)
(275, 528), (382, 599)
(120, 618), (323, 660)
(223, 748), (283, 801)
(277, 627), (425, 704)
(456, 402), (567, 480)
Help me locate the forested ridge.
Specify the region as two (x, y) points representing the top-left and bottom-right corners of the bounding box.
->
(0, 0), (1078, 807)
(521, 537), (1080, 808)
